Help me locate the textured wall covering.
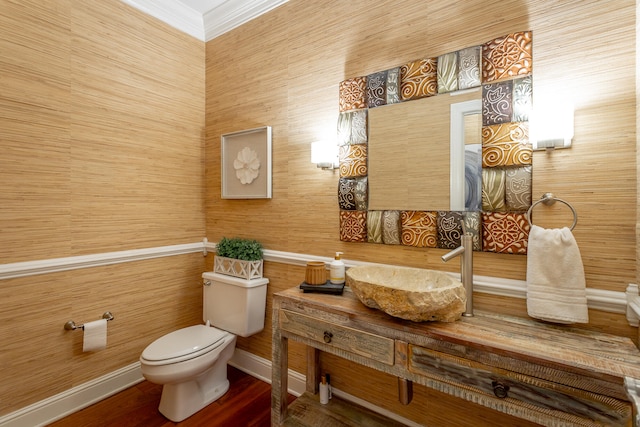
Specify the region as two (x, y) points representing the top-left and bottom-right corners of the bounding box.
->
(205, 1), (636, 425)
(4, 0), (637, 423)
(0, 0), (206, 415)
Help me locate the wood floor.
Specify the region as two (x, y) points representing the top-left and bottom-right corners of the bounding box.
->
(48, 366), (295, 427)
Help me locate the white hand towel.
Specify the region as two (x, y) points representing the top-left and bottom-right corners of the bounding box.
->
(526, 225), (588, 324)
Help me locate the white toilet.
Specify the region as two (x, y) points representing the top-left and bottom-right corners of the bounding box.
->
(140, 272), (269, 422)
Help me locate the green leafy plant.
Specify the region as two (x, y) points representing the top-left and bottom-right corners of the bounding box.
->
(216, 237), (263, 261)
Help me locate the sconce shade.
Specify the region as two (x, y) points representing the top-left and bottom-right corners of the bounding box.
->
(311, 141), (338, 169)
(531, 103), (574, 151)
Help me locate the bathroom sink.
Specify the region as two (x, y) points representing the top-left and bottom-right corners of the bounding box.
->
(346, 265), (466, 322)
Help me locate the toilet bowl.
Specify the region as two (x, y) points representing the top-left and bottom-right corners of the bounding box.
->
(140, 324), (237, 422)
(139, 272), (269, 422)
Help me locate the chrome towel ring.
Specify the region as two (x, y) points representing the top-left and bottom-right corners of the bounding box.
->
(526, 193), (578, 231)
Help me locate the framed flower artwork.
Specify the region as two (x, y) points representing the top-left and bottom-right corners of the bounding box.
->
(221, 126), (272, 199)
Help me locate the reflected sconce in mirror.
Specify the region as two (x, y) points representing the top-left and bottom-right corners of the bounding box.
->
(311, 140), (339, 170)
(531, 103), (574, 151)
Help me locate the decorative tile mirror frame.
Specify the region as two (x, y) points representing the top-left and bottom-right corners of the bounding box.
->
(337, 31), (533, 254)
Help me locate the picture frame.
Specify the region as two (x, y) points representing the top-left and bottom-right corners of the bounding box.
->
(221, 126), (272, 199)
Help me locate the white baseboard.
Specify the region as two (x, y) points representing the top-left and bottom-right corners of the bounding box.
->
(0, 349), (305, 427)
(0, 363), (144, 427)
(230, 349), (419, 427)
(0, 348), (415, 427)
(330, 388), (423, 427)
(229, 348), (306, 396)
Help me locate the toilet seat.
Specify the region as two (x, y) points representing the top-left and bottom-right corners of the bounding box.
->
(141, 325), (229, 365)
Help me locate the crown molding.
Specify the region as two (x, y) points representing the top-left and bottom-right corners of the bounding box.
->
(121, 0), (205, 40)
(120, 0), (288, 42)
(202, 0), (288, 41)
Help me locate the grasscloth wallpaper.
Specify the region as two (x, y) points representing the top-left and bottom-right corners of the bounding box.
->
(0, 0), (206, 415)
(206, 1), (636, 424)
(206, 0), (636, 289)
(1, 0), (637, 425)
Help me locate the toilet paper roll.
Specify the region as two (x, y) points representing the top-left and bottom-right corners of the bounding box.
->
(83, 319), (107, 352)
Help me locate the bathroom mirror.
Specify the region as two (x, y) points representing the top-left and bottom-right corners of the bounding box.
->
(368, 89), (481, 211)
(338, 31), (534, 254)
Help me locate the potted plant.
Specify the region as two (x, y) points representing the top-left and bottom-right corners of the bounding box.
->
(214, 237), (264, 279)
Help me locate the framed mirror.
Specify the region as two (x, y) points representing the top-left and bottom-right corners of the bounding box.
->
(337, 31), (534, 254)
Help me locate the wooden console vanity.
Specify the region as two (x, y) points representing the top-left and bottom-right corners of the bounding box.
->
(271, 286), (640, 426)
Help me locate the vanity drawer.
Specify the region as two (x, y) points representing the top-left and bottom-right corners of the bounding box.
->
(408, 345), (630, 426)
(279, 309), (394, 365)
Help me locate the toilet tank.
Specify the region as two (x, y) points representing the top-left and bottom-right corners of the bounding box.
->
(201, 272), (269, 337)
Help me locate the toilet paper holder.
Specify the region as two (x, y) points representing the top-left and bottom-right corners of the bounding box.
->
(64, 311), (114, 331)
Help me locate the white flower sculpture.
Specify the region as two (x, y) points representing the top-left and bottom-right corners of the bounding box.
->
(233, 147), (261, 184)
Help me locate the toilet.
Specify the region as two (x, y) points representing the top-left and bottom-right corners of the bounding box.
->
(140, 272), (269, 422)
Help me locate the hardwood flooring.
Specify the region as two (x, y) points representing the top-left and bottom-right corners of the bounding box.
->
(48, 366), (295, 427)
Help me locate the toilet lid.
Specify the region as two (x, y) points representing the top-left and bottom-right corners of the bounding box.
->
(141, 325), (227, 362)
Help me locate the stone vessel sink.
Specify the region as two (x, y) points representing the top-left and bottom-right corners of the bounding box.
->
(346, 265), (466, 322)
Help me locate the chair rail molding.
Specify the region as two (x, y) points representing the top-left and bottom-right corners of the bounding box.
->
(0, 242), (205, 280)
(1, 239), (629, 317)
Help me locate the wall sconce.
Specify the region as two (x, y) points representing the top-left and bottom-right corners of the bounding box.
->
(311, 141), (338, 170)
(531, 103), (574, 151)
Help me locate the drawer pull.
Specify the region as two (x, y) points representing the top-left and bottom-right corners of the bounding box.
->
(323, 331), (333, 343)
(492, 381), (509, 399)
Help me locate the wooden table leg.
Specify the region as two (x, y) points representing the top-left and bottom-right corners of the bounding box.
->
(272, 304), (289, 426)
(306, 346), (320, 394)
(398, 377), (413, 405)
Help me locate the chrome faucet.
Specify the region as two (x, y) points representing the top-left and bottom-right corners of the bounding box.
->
(441, 233), (474, 317)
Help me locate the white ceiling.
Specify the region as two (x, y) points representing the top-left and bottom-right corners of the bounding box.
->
(121, 0), (288, 41)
